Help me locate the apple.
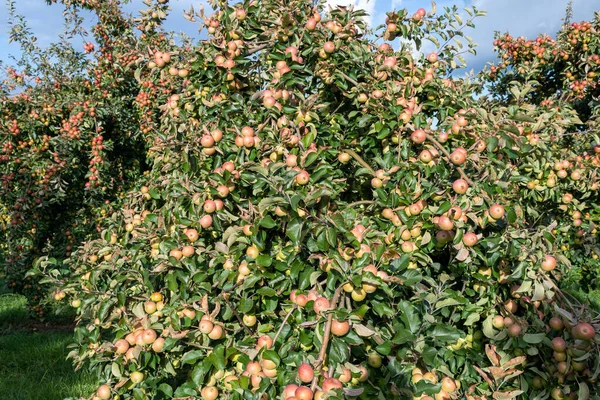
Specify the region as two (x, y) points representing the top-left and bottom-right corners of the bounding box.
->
(368, 353), (382, 368)
(572, 322), (595, 340)
(130, 371), (144, 384)
(201, 386), (219, 400)
(284, 384), (299, 398)
(256, 335), (273, 349)
(541, 255), (557, 271)
(507, 324), (522, 337)
(243, 314), (256, 326)
(440, 377), (456, 393)
(489, 204), (505, 219)
(492, 315), (505, 329)
(462, 232), (478, 247)
(452, 179), (468, 194)
(185, 228), (199, 242)
(331, 319), (350, 336)
(411, 129), (426, 144)
(200, 319), (214, 334)
(295, 170), (310, 185)
(313, 297), (330, 314)
(142, 329), (157, 344)
(115, 339), (130, 354)
(549, 317), (564, 331)
(152, 337), (165, 352)
(322, 377), (343, 393)
(298, 363), (314, 383)
(323, 42), (335, 53)
(208, 325), (223, 340)
(96, 384), (111, 400)
(551, 337), (566, 352)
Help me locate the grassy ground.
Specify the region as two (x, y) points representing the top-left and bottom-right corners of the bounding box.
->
(0, 289), (96, 400)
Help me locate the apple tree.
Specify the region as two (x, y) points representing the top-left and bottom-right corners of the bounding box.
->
(20, 0), (600, 399)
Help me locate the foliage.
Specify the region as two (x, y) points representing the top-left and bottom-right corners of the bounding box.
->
(1, 0), (599, 400)
(0, 0), (148, 316)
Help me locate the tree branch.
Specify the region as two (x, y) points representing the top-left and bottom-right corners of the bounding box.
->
(341, 149), (375, 176)
(311, 285), (345, 390)
(273, 305), (297, 344)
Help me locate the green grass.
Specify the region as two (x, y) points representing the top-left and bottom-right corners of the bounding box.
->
(0, 292), (97, 400)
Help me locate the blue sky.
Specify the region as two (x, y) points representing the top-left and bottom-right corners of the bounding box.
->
(1, 0), (598, 73)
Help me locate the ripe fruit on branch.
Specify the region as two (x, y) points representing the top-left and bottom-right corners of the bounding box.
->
(541, 255), (557, 271)
(323, 41), (335, 54)
(313, 297), (330, 314)
(295, 386), (314, 400)
(452, 179), (468, 194)
(572, 322), (594, 340)
(450, 148), (467, 165)
(185, 228), (199, 242)
(295, 170), (310, 185)
(367, 353), (382, 368)
(130, 371), (144, 384)
(243, 314), (257, 326)
(256, 335), (273, 349)
(411, 129), (426, 144)
(489, 204), (505, 220)
(331, 319), (350, 336)
(201, 386), (219, 400)
(462, 232), (478, 247)
(322, 377), (343, 393)
(96, 384), (111, 400)
(298, 363), (314, 383)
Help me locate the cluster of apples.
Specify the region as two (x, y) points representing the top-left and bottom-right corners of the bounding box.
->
(411, 367), (458, 400)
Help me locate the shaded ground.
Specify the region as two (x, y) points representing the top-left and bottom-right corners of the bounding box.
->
(0, 290), (96, 400)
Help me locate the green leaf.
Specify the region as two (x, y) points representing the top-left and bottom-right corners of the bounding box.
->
(208, 345), (226, 370)
(158, 383), (174, 397)
(181, 350), (204, 365)
(257, 287), (277, 297)
(286, 219), (303, 244)
(261, 350), (280, 366)
(328, 337), (348, 364)
(392, 328), (415, 344)
(429, 324), (462, 342)
(375, 340), (392, 355)
(523, 333), (546, 344)
(259, 215), (277, 228)
(487, 136), (499, 152)
(397, 301), (421, 333)
(191, 358), (211, 386)
(256, 255), (272, 267)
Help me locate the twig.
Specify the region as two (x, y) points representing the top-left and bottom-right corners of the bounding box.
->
(246, 41), (274, 56)
(338, 71), (359, 87)
(340, 148), (375, 176)
(273, 305), (297, 344)
(346, 200), (376, 208)
(311, 285), (345, 390)
(224, 297), (253, 336)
